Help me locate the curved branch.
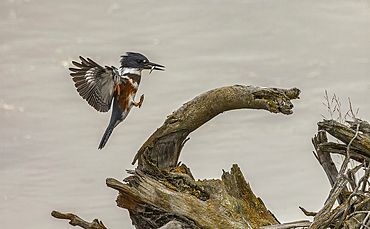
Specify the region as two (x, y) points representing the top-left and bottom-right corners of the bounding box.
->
(132, 85), (300, 168)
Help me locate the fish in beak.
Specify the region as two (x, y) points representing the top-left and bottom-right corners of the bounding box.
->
(146, 62), (165, 74)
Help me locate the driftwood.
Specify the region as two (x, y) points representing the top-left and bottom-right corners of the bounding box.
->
(107, 164), (280, 228)
(133, 85), (300, 171)
(305, 118), (370, 229)
(51, 85), (370, 229)
(52, 85), (301, 229)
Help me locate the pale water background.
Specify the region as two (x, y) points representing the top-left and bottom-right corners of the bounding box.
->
(1, 0), (370, 228)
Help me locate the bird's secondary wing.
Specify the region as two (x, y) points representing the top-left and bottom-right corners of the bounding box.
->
(69, 56), (122, 112)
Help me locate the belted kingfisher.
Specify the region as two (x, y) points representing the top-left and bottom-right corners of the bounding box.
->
(69, 52), (165, 149)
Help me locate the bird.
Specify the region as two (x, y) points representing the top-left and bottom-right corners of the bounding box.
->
(69, 52), (165, 149)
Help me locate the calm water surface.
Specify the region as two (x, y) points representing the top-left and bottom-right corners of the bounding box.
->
(1, 0), (370, 228)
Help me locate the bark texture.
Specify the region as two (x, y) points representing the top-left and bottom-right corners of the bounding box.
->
(107, 164), (279, 229)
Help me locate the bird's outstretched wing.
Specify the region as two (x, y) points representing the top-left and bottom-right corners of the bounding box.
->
(69, 56), (122, 112)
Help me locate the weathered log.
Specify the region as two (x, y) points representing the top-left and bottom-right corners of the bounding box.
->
(52, 85), (301, 229)
(107, 164), (280, 228)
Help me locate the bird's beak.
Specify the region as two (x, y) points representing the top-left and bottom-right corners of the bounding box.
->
(146, 62), (165, 74)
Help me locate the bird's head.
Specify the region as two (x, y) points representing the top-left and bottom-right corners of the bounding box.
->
(120, 52), (165, 73)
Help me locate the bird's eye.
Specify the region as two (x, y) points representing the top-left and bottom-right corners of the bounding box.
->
(137, 59), (143, 63)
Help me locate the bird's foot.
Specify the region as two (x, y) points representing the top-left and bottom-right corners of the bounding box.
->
(133, 94), (144, 108)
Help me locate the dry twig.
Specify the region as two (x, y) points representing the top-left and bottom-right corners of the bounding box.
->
(51, 211), (107, 229)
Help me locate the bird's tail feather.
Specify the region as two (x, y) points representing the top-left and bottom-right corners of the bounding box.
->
(98, 124), (115, 149)
(98, 96), (126, 149)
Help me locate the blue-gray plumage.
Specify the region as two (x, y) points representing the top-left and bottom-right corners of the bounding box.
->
(98, 95), (125, 149)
